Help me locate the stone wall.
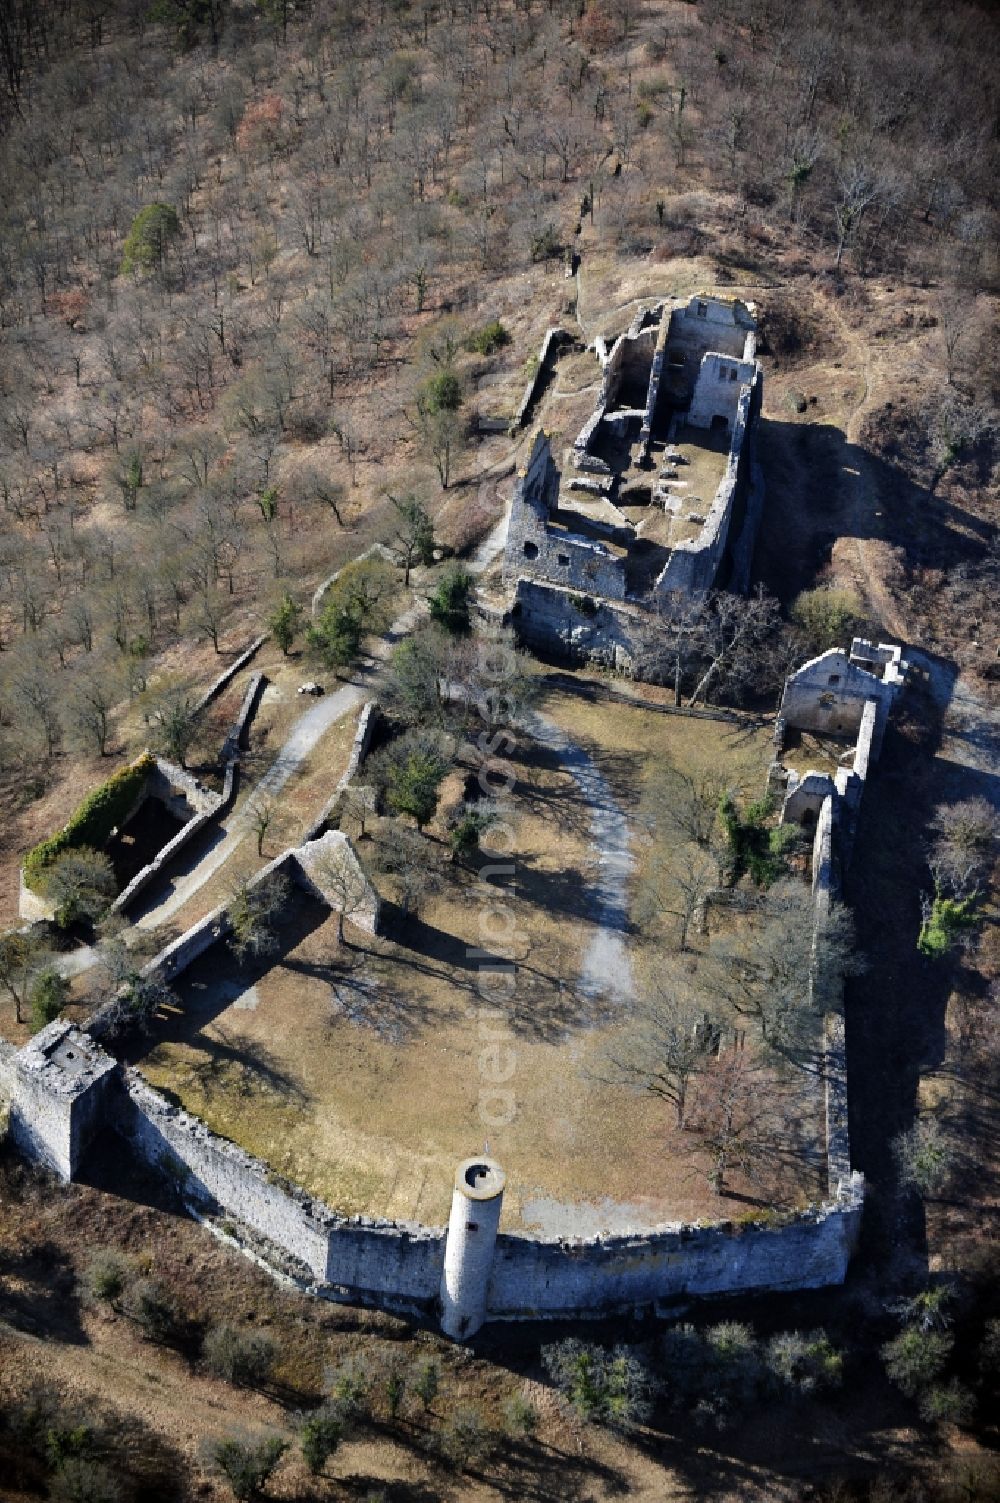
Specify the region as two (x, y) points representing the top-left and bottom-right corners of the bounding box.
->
(119, 1070), (445, 1307)
(0, 1039), (17, 1101)
(504, 433), (630, 602)
(779, 650), (891, 740)
(663, 295), (756, 387)
(7, 1023), (117, 1180)
(312, 544), (397, 619)
(304, 701), (382, 841)
(190, 636), (268, 718)
(293, 831), (381, 937)
(514, 579), (646, 672)
(727, 459), (766, 595)
(114, 1064), (862, 1322)
(112, 760), (226, 916)
(602, 323), (659, 410)
(487, 1187), (863, 1318)
(3, 949), (865, 1326)
(688, 353), (758, 431)
(653, 374), (762, 599)
(512, 327), (573, 430)
(782, 772), (837, 826)
(114, 677), (265, 917)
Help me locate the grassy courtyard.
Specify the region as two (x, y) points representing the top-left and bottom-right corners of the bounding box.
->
(135, 672), (826, 1235)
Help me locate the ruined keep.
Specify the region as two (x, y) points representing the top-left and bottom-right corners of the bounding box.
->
(503, 295), (765, 671)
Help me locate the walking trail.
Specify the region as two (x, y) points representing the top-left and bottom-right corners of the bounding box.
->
(525, 710), (634, 1004)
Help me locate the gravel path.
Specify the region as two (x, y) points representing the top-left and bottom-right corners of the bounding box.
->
(132, 600), (427, 932)
(526, 710), (635, 1003)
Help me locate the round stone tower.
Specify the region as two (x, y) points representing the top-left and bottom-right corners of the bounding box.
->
(440, 1155), (506, 1341)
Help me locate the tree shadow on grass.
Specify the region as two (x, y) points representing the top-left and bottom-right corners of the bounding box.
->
(458, 1438), (632, 1500)
(2, 1377), (187, 1501)
(503, 745), (597, 844)
(515, 855), (624, 926)
(347, 909), (613, 1041)
(185, 1028), (310, 1107)
(0, 1228), (88, 1347)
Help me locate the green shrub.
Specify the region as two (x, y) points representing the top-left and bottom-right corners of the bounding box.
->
(123, 1279), (183, 1345)
(307, 603), (362, 673)
(300, 1407), (343, 1476)
(766, 1330), (843, 1394)
(327, 1356), (369, 1419)
(918, 893), (979, 956)
(385, 1366), (406, 1420)
(661, 1322), (770, 1425)
(203, 1325), (278, 1387)
(502, 1391), (539, 1438)
(467, 319), (511, 356)
(428, 566), (473, 634)
(44, 1423), (93, 1471)
(881, 1328), (953, 1398)
(85, 1250), (130, 1305)
(420, 370), (463, 413)
(570, 593), (598, 617)
(449, 808), (494, 860)
(120, 203), (180, 275)
(918, 1379), (975, 1426)
(719, 794), (788, 887)
(542, 1339), (654, 1430)
(791, 587), (865, 652)
(30, 968), (68, 1031)
(308, 556), (396, 673)
(47, 1457), (123, 1503)
(412, 1357), (439, 1412)
(441, 1405), (491, 1469)
(23, 754), (155, 895)
(45, 849), (116, 929)
(900, 1284), (955, 1332)
(211, 1435), (287, 1501)
(268, 592), (301, 656)
(369, 729), (451, 831)
(893, 1118), (955, 1198)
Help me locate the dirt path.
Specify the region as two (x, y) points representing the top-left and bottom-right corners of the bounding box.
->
(817, 300), (999, 804)
(820, 298), (909, 639)
(915, 651), (1000, 800)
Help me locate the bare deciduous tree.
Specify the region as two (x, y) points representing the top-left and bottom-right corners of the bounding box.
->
(602, 973), (721, 1128)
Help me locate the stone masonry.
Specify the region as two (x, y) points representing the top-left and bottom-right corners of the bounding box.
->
(502, 294), (765, 675)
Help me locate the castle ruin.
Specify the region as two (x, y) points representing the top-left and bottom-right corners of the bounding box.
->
(503, 295), (765, 671)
